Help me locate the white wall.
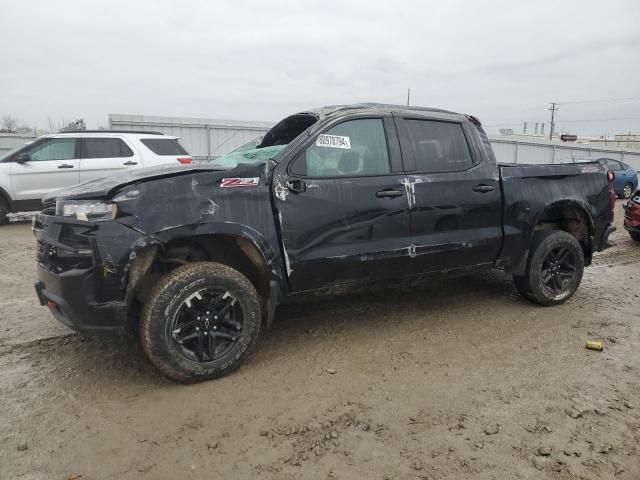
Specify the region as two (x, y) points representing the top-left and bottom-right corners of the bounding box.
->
(109, 114), (272, 160)
(0, 133), (37, 156)
(490, 137), (640, 171)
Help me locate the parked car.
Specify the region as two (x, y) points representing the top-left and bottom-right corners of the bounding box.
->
(0, 131), (192, 222)
(560, 156), (638, 199)
(33, 104), (616, 382)
(623, 193), (640, 241)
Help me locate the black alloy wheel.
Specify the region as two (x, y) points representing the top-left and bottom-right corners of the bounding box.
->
(140, 262), (261, 382)
(540, 246), (577, 297)
(171, 289), (243, 363)
(512, 229), (584, 306)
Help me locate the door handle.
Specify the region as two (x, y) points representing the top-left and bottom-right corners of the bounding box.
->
(123, 161), (138, 166)
(57, 164), (74, 169)
(472, 184), (495, 193)
(376, 189), (403, 198)
(286, 179), (306, 193)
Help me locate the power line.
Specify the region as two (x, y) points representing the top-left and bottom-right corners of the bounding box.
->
(498, 96), (640, 116)
(484, 116), (640, 127)
(556, 116), (640, 123)
(558, 96), (640, 105)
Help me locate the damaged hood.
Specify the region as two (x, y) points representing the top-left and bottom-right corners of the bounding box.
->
(43, 163), (257, 203)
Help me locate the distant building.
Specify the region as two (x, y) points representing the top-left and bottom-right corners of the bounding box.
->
(588, 134), (640, 150)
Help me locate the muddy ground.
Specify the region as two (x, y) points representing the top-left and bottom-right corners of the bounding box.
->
(1, 202), (639, 480)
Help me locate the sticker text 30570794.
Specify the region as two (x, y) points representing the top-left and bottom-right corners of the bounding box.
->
(315, 134), (351, 149)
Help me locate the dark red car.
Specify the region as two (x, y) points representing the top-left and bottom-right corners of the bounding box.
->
(624, 193), (640, 241)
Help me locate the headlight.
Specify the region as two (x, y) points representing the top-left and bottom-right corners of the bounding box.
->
(56, 200), (117, 221)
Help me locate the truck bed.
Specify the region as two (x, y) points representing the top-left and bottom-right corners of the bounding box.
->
(498, 161), (612, 272)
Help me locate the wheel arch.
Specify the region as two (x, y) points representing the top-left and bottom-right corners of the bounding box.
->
(0, 185), (12, 208)
(126, 224), (283, 328)
(533, 200), (595, 263)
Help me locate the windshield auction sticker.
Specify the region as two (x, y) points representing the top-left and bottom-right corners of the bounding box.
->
(316, 134), (351, 149)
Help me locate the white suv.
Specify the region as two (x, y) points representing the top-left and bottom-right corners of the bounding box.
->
(0, 131), (192, 222)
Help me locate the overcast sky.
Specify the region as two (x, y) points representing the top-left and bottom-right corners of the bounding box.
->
(1, 0), (639, 136)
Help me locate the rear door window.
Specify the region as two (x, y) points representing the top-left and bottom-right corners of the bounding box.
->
(399, 119), (473, 173)
(26, 138), (77, 161)
(140, 138), (188, 155)
(82, 138), (133, 158)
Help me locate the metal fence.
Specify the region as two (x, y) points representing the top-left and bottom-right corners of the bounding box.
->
(109, 114), (272, 161)
(489, 137), (640, 171)
(0, 133), (38, 156)
(5, 121), (640, 172)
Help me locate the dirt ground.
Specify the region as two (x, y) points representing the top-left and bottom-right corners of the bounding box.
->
(1, 202), (639, 480)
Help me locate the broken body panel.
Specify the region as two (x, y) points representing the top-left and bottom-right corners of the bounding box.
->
(33, 104), (615, 333)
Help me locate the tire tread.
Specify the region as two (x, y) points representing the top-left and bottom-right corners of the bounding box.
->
(140, 261), (261, 383)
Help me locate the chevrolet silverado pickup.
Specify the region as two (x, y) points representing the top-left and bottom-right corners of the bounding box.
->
(32, 104), (616, 382)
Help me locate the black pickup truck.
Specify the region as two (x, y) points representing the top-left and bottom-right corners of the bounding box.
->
(33, 104), (616, 382)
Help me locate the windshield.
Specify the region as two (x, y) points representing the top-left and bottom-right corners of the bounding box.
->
(209, 144), (286, 168)
(229, 136), (264, 154)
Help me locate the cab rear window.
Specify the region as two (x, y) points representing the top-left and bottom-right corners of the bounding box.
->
(141, 138), (188, 155)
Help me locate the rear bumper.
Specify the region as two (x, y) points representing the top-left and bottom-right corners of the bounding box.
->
(624, 225), (640, 236)
(623, 200), (640, 231)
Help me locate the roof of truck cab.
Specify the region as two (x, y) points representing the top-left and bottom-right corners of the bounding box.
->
(310, 103), (458, 115)
(297, 103), (470, 122)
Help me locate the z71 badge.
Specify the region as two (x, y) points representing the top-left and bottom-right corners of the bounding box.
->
(221, 177), (260, 188)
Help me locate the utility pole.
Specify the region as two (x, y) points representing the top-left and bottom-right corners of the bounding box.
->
(549, 102), (559, 140)
(407, 88), (411, 106)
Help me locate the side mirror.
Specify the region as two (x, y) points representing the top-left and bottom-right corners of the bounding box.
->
(15, 152), (31, 163)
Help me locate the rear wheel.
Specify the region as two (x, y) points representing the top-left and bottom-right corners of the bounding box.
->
(512, 230), (584, 306)
(622, 183), (634, 199)
(140, 262), (261, 382)
(513, 274), (534, 301)
(630, 231), (640, 242)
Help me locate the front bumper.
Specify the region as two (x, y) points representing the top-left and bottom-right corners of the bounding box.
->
(32, 213), (145, 334)
(34, 268), (128, 334)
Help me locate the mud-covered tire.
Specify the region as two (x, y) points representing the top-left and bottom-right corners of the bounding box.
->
(0, 197), (8, 224)
(512, 274), (534, 301)
(630, 231), (640, 242)
(513, 230), (584, 307)
(140, 262), (261, 383)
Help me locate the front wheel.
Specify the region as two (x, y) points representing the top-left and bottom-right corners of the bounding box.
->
(0, 197), (8, 224)
(140, 262), (261, 382)
(622, 183), (634, 200)
(513, 230), (584, 306)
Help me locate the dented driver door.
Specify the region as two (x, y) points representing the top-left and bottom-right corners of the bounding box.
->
(273, 116), (411, 292)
